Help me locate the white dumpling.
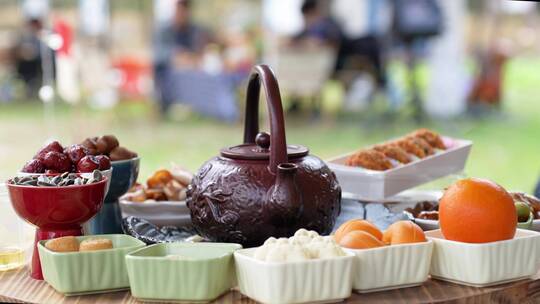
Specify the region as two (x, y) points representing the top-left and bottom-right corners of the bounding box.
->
(311, 235), (324, 243)
(253, 245), (271, 261)
(286, 244), (310, 262)
(294, 228), (310, 237)
(264, 237), (277, 246)
(304, 242), (323, 259)
(276, 237), (289, 245)
(321, 236), (335, 243)
(289, 235), (311, 245)
(317, 243), (346, 259)
(265, 245), (289, 262)
(307, 230), (320, 238)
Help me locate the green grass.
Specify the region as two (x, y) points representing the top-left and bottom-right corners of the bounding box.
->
(0, 57), (539, 193)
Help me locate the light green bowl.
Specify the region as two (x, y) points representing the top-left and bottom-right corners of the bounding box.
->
(38, 234), (145, 296)
(126, 242), (242, 303)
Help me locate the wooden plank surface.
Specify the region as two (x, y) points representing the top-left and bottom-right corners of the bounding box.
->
(1, 266), (540, 303)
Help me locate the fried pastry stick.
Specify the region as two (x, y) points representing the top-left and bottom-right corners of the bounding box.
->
(346, 149), (393, 171)
(373, 144), (412, 164)
(410, 128), (446, 150)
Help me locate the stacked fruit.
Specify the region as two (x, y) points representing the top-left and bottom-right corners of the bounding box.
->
(22, 141), (111, 174)
(334, 219), (426, 249)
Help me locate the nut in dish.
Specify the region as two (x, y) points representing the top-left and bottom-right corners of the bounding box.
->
(123, 165), (193, 202)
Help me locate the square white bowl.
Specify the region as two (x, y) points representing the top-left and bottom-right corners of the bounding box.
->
(426, 229), (540, 287)
(234, 248), (355, 304)
(344, 240), (433, 293)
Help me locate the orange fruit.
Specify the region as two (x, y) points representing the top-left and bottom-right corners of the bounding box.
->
(383, 221), (426, 244)
(439, 178), (516, 243)
(339, 231), (385, 249)
(334, 219), (383, 243)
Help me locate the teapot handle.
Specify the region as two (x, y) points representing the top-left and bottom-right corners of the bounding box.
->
(243, 65), (288, 174)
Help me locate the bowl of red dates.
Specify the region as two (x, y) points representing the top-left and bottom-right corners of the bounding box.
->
(19, 140), (113, 192)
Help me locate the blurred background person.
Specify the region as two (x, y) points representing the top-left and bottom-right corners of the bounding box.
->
(331, 0), (396, 112)
(283, 0), (342, 115)
(293, 0), (342, 49)
(154, 0), (213, 114)
(10, 17), (54, 99)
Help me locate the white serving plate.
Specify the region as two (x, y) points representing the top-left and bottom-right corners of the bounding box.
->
(426, 229), (540, 287)
(234, 248), (354, 304)
(327, 137), (472, 201)
(119, 199), (191, 227)
(345, 240), (433, 293)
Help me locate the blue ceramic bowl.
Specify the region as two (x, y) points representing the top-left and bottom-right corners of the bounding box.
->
(87, 157), (140, 234)
(105, 157), (140, 202)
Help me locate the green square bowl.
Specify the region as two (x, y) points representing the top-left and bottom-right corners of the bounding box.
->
(126, 242), (242, 303)
(37, 234), (145, 295)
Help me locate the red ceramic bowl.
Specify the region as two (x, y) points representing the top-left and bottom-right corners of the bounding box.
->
(6, 177), (108, 280)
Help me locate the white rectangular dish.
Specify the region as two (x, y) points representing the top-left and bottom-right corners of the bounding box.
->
(234, 248), (354, 304)
(345, 240), (433, 293)
(426, 229), (540, 287)
(327, 137), (472, 201)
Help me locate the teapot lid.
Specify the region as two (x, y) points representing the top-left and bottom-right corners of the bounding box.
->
(221, 132), (308, 160)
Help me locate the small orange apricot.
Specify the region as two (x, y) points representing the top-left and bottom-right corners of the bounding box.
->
(334, 219), (383, 243)
(339, 230), (385, 249)
(383, 221), (426, 245)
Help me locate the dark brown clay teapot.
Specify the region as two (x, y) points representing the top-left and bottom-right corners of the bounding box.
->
(186, 65), (341, 247)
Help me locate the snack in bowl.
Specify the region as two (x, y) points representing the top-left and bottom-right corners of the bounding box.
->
(80, 135), (137, 161)
(339, 230), (385, 249)
(439, 178), (516, 243)
(337, 220), (433, 293)
(335, 220), (426, 249)
(10, 170), (104, 187)
(234, 229), (354, 304)
(45, 236), (79, 253)
(45, 236), (113, 252)
(38, 234), (145, 295)
(252, 229), (346, 262)
(123, 166), (192, 203)
(334, 219), (383, 243)
(345, 149), (393, 171)
(21, 140), (112, 174)
(79, 238), (113, 252)
(383, 221), (427, 245)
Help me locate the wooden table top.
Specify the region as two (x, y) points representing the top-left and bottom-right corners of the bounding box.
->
(1, 266), (540, 304)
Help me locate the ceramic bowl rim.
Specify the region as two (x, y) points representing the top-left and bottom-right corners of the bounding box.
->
(342, 238), (433, 254)
(37, 234), (145, 256)
(119, 199), (186, 207)
(126, 242), (242, 261)
(16, 168), (113, 177)
(111, 156), (140, 165)
(234, 247), (355, 267)
(426, 228), (540, 247)
(6, 176), (108, 190)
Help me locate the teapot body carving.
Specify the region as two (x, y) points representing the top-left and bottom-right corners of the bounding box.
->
(187, 155), (341, 247)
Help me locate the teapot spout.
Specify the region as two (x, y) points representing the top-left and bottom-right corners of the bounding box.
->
(265, 163), (303, 226)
